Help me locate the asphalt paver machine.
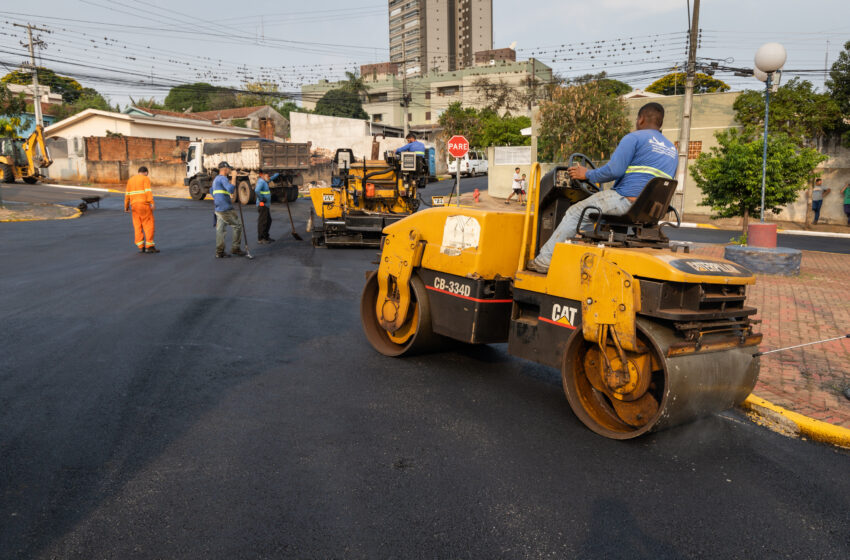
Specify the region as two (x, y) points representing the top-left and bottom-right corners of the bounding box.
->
(360, 157), (762, 439)
(307, 148), (428, 248)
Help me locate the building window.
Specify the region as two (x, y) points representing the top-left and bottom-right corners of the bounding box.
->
(369, 92), (388, 103)
(373, 114), (383, 123)
(408, 113), (412, 122)
(425, 91), (431, 100)
(425, 112), (431, 121)
(437, 85), (459, 96)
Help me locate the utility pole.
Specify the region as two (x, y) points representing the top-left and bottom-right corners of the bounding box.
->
(402, 67), (410, 137)
(675, 0), (699, 215)
(13, 23), (50, 128)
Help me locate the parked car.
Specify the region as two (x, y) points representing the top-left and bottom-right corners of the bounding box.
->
(447, 150), (488, 177)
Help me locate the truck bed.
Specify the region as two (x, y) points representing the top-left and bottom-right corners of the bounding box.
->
(202, 139), (310, 172)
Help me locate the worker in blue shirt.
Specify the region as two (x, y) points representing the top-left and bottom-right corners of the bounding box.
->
(211, 161), (245, 258)
(255, 170), (278, 244)
(528, 102), (678, 273)
(395, 132), (426, 155)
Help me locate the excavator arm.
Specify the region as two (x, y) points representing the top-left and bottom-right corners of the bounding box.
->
(24, 125), (51, 177)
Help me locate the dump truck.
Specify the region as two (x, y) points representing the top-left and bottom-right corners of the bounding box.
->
(0, 124), (52, 184)
(184, 138), (311, 204)
(360, 157), (762, 440)
(306, 148), (431, 248)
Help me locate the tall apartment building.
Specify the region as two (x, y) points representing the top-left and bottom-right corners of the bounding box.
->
(388, 0), (493, 76)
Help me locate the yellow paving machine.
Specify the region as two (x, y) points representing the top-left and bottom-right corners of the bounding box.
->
(360, 158), (762, 439)
(0, 124), (52, 184)
(307, 148), (428, 247)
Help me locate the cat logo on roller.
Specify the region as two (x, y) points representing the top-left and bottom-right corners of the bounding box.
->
(361, 159), (763, 440)
(551, 303), (578, 328)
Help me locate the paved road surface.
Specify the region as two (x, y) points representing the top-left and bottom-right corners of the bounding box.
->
(1, 188), (849, 558)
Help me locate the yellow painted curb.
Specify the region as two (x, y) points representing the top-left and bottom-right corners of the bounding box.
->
(695, 223), (720, 229)
(0, 207), (82, 222)
(741, 394), (850, 449)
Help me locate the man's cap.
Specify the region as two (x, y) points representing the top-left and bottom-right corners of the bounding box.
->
(218, 161), (232, 169)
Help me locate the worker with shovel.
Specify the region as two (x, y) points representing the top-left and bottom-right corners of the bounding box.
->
(255, 170), (276, 244)
(212, 161), (245, 258)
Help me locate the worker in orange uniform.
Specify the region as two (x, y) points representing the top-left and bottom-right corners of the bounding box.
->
(124, 166), (159, 253)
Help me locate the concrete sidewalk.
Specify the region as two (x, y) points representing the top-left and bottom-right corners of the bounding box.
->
(460, 189), (850, 436)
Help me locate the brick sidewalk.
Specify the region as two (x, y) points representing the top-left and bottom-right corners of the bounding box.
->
(692, 245), (850, 428)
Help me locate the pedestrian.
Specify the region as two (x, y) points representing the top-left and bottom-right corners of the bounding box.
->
(519, 173), (528, 205)
(123, 166), (158, 253)
(211, 161), (245, 258)
(843, 183), (850, 225)
(505, 167), (523, 204)
(811, 177), (830, 224)
(255, 170), (277, 244)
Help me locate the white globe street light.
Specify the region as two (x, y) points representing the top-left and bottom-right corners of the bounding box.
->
(754, 42), (786, 223)
(755, 42), (787, 73)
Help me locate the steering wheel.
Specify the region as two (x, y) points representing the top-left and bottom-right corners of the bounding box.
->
(568, 153), (600, 196)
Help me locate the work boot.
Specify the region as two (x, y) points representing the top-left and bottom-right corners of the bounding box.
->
(257, 239), (268, 245)
(146, 246), (160, 253)
(215, 252), (230, 259)
(526, 258), (549, 274)
(231, 248), (246, 257)
(138, 248), (146, 253)
(266, 237), (275, 243)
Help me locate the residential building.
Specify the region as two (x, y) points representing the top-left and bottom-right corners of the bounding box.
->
(388, 0), (493, 76)
(188, 105), (289, 138)
(302, 55), (552, 130)
(45, 108), (257, 141)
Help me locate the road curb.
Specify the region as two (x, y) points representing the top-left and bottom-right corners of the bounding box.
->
(0, 206), (82, 223)
(741, 394), (850, 449)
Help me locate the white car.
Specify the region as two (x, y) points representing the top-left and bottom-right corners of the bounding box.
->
(447, 150), (488, 177)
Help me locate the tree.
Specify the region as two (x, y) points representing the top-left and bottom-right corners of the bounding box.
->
(237, 81), (285, 110)
(49, 91), (112, 120)
(572, 72), (632, 97)
(826, 40), (850, 116)
(537, 81), (630, 162)
(340, 71), (369, 100)
(131, 96), (165, 110)
(313, 88), (368, 120)
(1, 67), (86, 102)
(645, 72), (730, 95)
(733, 78), (842, 145)
(0, 83), (26, 136)
(163, 83), (237, 112)
(437, 102), (530, 147)
(691, 129), (827, 233)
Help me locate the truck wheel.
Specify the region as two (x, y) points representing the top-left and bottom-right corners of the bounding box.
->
(237, 180), (255, 205)
(0, 164), (14, 183)
(287, 185), (298, 202)
(23, 176), (38, 184)
(189, 179), (206, 200)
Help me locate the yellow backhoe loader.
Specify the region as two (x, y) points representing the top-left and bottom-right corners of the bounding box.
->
(360, 157), (762, 439)
(0, 124), (52, 184)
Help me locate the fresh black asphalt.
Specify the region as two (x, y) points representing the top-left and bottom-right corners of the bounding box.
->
(1, 182), (849, 558)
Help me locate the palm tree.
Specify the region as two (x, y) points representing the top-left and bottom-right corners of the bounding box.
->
(342, 70), (369, 101)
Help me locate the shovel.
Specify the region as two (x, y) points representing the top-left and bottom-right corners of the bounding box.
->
(283, 190), (303, 241)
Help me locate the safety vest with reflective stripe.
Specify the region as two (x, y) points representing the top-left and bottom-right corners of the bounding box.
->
(211, 174), (235, 212)
(124, 174), (153, 210)
(624, 165), (673, 179)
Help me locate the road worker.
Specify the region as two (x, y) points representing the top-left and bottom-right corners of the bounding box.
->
(528, 102), (677, 273)
(212, 161), (245, 258)
(395, 132), (426, 155)
(255, 170), (277, 244)
(124, 166), (158, 253)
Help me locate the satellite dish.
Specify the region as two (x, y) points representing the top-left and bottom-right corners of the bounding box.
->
(509, 41), (517, 50)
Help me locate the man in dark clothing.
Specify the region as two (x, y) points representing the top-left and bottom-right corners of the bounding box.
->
(255, 170), (276, 244)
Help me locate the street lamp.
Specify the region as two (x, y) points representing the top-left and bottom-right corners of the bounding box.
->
(754, 42), (787, 223)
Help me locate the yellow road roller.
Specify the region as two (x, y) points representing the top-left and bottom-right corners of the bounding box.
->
(307, 148), (428, 247)
(360, 161), (762, 439)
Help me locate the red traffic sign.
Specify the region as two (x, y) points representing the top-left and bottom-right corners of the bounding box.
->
(447, 135), (470, 158)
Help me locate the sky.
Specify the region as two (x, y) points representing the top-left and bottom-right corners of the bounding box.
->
(2, 0), (849, 108)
